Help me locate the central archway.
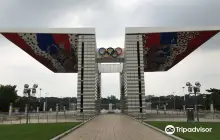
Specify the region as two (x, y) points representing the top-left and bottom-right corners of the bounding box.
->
(0, 27), (219, 117)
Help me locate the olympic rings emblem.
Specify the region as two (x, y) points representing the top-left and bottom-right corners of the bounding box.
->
(98, 47), (122, 58)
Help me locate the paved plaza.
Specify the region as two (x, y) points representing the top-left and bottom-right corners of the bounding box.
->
(62, 114), (173, 140)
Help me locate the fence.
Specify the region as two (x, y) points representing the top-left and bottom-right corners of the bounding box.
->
(0, 111), (92, 124)
(2, 109), (220, 124)
(127, 109), (220, 122)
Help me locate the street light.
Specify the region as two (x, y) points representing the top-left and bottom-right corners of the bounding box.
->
(186, 81), (201, 122)
(39, 88), (42, 102)
(182, 87), (185, 104)
(182, 86), (186, 112)
(23, 84), (38, 124)
(38, 88), (42, 111)
(45, 93), (49, 111)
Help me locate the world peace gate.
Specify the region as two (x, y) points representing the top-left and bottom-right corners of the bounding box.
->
(0, 27), (219, 116)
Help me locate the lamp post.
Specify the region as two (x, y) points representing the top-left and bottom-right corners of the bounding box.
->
(186, 81), (201, 122)
(39, 88), (42, 110)
(182, 87), (186, 112)
(182, 87), (185, 104)
(23, 84), (38, 124)
(39, 88), (42, 102)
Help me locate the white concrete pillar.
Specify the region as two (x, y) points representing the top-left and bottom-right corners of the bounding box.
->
(210, 104), (214, 113)
(9, 103), (13, 117)
(56, 104), (59, 112)
(43, 102), (46, 112)
(164, 104), (166, 114)
(109, 103), (113, 111)
(37, 106), (39, 113)
(183, 105), (186, 111)
(156, 105), (159, 114)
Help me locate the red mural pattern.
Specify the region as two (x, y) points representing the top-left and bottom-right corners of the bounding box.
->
(1, 31), (219, 73)
(2, 33), (79, 73)
(142, 31), (219, 72)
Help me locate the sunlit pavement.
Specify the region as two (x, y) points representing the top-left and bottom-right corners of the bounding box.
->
(61, 114), (173, 140)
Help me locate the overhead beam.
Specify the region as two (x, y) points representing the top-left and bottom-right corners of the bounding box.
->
(0, 28), (95, 34)
(125, 26), (220, 34)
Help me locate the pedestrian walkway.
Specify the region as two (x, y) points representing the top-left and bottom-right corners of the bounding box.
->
(61, 114), (173, 140)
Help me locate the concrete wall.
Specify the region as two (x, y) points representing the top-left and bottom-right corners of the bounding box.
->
(124, 34), (146, 115)
(77, 34), (97, 115)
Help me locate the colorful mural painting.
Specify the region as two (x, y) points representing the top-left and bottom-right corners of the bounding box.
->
(1, 33), (79, 73)
(1, 30), (219, 73)
(142, 31), (219, 72)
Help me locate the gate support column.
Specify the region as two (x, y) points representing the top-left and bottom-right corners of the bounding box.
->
(124, 34), (146, 116)
(77, 34), (97, 116)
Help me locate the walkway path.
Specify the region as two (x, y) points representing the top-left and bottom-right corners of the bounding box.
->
(61, 114), (173, 140)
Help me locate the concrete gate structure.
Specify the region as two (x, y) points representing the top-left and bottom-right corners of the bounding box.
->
(0, 27), (219, 116)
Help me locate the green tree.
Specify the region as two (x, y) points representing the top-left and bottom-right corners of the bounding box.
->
(107, 95), (119, 104)
(206, 88), (220, 109)
(101, 95), (120, 109)
(0, 85), (18, 112)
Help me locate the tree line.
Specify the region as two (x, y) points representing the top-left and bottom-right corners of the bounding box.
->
(1, 84), (220, 112)
(0, 85), (120, 112)
(145, 88), (220, 110)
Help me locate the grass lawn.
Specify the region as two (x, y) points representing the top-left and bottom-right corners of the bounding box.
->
(0, 122), (81, 140)
(146, 121), (220, 140)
